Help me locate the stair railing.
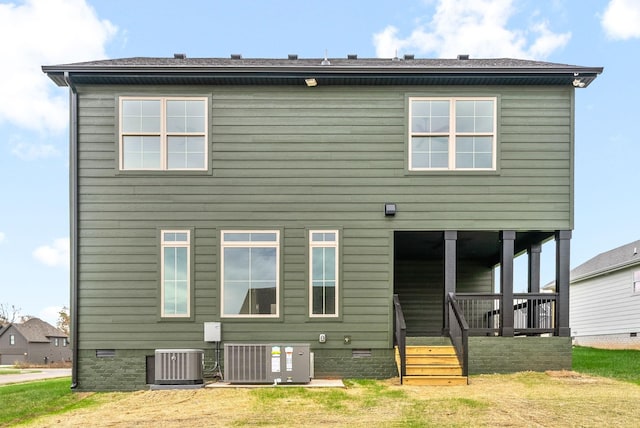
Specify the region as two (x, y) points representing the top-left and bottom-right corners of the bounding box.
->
(393, 294), (406, 384)
(447, 292), (469, 377)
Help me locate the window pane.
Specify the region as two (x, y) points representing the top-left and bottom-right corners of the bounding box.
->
(324, 248), (336, 280)
(456, 153), (474, 168)
(475, 100), (494, 116)
(312, 247), (324, 279)
(412, 100), (449, 133)
(251, 248), (277, 281)
(456, 100), (494, 133)
(223, 244), (278, 316)
(312, 232), (336, 242)
(224, 233), (251, 242)
(163, 245), (188, 316)
(164, 232), (188, 242)
(164, 248), (176, 280)
(412, 137), (449, 169)
(168, 136), (205, 169)
(122, 100), (160, 133)
(224, 248), (250, 281)
(175, 247), (188, 280)
(456, 137), (493, 168)
(167, 100), (205, 133)
(475, 117), (494, 133)
(250, 233), (278, 242)
(123, 136), (160, 169)
(431, 100), (450, 116)
(224, 281), (250, 315)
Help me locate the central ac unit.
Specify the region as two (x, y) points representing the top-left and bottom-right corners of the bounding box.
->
(224, 343), (311, 384)
(155, 349), (204, 385)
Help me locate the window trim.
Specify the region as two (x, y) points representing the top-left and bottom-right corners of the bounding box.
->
(308, 230), (340, 318)
(119, 96), (209, 171)
(633, 270), (640, 295)
(160, 229), (192, 318)
(408, 96), (497, 171)
(220, 230), (281, 319)
(9, 334), (15, 346)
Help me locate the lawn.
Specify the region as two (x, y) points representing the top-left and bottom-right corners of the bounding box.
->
(3, 347), (640, 427)
(572, 346), (640, 385)
(0, 378), (98, 427)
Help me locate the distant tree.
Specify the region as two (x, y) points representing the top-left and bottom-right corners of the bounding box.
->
(0, 303), (21, 323)
(57, 306), (70, 335)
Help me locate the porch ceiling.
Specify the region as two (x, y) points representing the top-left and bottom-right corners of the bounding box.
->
(395, 231), (555, 266)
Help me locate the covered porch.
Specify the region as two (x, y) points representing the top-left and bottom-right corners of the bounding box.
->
(392, 230), (572, 384)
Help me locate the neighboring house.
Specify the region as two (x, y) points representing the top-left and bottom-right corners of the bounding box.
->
(0, 318), (71, 365)
(43, 54), (602, 390)
(568, 240), (640, 349)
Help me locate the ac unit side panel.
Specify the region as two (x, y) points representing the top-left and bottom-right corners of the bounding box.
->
(224, 344), (270, 383)
(154, 349), (204, 385)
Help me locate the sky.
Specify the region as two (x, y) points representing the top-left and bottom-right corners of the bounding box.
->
(0, 0), (638, 325)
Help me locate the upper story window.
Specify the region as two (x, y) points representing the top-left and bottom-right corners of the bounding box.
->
(161, 230), (191, 317)
(9, 334), (15, 345)
(309, 231), (339, 317)
(409, 97), (496, 171)
(634, 271), (640, 294)
(119, 97), (208, 171)
(221, 231), (280, 318)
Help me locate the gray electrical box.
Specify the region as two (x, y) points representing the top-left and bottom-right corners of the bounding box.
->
(204, 322), (221, 342)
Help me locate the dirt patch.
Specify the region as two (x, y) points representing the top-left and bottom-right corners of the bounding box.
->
(25, 373), (640, 427)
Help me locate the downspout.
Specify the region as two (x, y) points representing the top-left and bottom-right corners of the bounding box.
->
(63, 71), (79, 389)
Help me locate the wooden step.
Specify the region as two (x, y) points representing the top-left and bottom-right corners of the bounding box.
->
(405, 345), (457, 355)
(405, 364), (462, 376)
(403, 375), (468, 386)
(395, 343), (468, 386)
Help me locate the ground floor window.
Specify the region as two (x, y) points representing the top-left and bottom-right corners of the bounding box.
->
(309, 230), (339, 317)
(221, 231), (280, 317)
(161, 230), (191, 317)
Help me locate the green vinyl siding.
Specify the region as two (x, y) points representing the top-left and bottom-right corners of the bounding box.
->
(74, 84), (574, 351)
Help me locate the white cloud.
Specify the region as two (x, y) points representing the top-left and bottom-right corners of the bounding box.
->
(602, 0), (640, 40)
(33, 237), (70, 268)
(373, 0), (570, 59)
(11, 140), (61, 160)
(0, 0), (117, 133)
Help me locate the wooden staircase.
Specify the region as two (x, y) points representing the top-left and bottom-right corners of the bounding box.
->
(395, 338), (468, 386)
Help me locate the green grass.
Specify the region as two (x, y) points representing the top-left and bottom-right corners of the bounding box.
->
(0, 369), (22, 375)
(0, 377), (100, 426)
(572, 346), (640, 385)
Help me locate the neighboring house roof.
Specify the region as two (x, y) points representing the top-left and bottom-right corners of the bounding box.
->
(42, 55), (603, 88)
(570, 240), (640, 283)
(542, 240), (640, 291)
(0, 318), (68, 343)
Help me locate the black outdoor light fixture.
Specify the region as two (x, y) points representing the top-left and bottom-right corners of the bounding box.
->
(384, 203), (396, 216)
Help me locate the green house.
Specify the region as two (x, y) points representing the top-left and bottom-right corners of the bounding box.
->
(43, 55), (602, 390)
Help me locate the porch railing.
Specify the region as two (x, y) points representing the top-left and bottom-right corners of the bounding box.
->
(447, 292), (469, 377)
(393, 294), (406, 383)
(455, 292), (557, 336)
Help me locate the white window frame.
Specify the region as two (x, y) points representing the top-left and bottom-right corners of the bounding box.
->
(9, 334), (15, 345)
(309, 230), (339, 317)
(160, 230), (191, 318)
(633, 271), (640, 295)
(408, 97), (497, 171)
(221, 230), (280, 318)
(119, 96), (208, 171)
